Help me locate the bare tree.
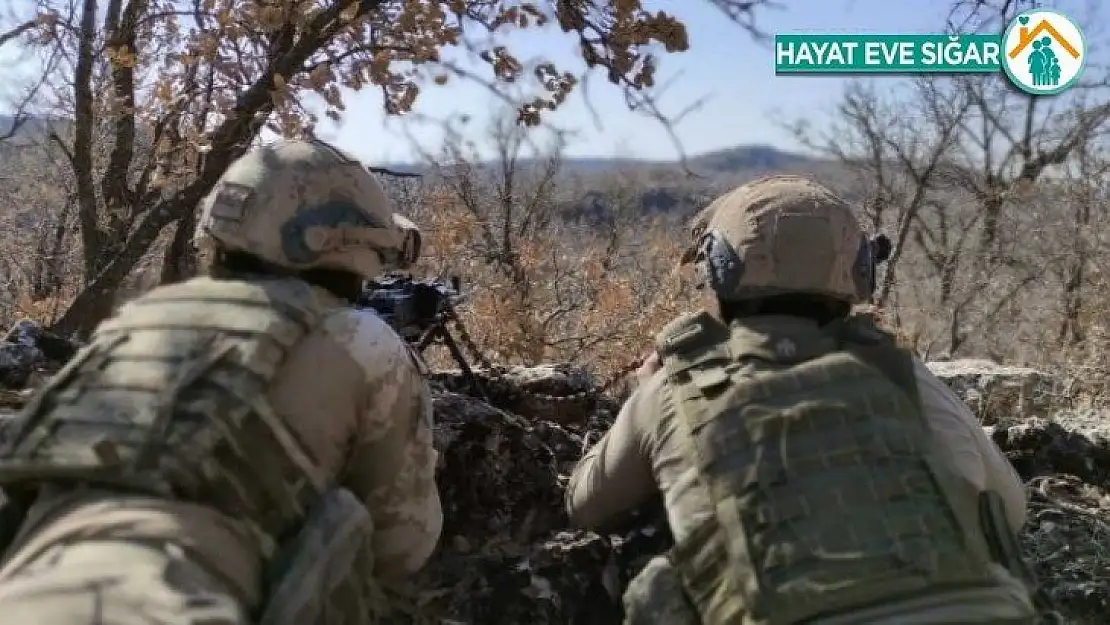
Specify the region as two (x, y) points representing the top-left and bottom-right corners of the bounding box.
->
(790, 78), (971, 308)
(425, 114), (581, 363)
(0, 125), (79, 323)
(791, 0), (1110, 359)
(1053, 137), (1110, 345)
(0, 0), (780, 337)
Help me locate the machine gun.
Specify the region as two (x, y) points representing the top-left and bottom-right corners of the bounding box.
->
(358, 274), (487, 398)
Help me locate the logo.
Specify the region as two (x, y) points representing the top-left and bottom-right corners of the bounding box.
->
(1000, 9), (1085, 95)
(773, 9), (1087, 97)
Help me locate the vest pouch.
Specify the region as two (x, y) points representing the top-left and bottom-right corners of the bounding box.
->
(670, 516), (740, 621)
(260, 488), (384, 625)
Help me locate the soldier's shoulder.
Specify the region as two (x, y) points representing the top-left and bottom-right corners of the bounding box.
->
(654, 310), (726, 358)
(319, 308), (423, 379)
(123, 276), (259, 304)
(106, 277), (211, 318)
(616, 368), (675, 438)
(122, 276), (205, 299)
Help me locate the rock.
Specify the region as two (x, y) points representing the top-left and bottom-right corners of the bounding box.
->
(989, 419), (1110, 488)
(0, 343), (39, 389)
(0, 320), (78, 392)
(428, 389), (575, 542)
(1038, 407), (1110, 441)
(432, 364), (615, 424)
(988, 420), (1110, 623)
(927, 359), (1059, 425)
(414, 386), (670, 623)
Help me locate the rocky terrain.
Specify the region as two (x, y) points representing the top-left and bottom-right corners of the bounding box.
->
(418, 362), (1110, 625)
(1, 329), (1109, 624)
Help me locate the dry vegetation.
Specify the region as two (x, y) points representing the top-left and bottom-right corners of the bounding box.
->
(390, 115), (699, 382)
(0, 0), (1109, 389)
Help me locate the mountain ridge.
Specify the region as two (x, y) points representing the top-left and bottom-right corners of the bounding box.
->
(0, 113), (848, 223)
(0, 113), (827, 174)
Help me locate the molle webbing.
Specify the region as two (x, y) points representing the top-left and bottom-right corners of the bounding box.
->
(657, 313), (1000, 625)
(0, 278), (328, 556)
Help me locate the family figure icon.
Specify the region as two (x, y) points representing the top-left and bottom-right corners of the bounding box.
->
(1028, 37), (1061, 87)
(1002, 11), (1084, 95)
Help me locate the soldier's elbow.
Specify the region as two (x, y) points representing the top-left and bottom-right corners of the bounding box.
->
(566, 501), (619, 533)
(404, 494), (444, 574)
(386, 538), (439, 580)
(374, 497), (444, 579)
(564, 475), (601, 530)
(564, 493), (582, 527)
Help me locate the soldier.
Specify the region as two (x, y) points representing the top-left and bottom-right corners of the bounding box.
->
(0, 138), (442, 624)
(565, 176), (1038, 624)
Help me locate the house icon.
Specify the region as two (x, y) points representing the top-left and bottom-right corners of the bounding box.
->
(1008, 19), (1080, 59)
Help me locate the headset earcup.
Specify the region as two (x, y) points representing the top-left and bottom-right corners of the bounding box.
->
(700, 231), (745, 298)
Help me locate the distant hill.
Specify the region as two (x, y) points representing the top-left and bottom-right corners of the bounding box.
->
(0, 115), (22, 132)
(0, 114), (61, 140)
(375, 143), (844, 220)
(377, 143), (829, 177)
(517, 144), (823, 176)
(557, 145), (844, 219)
(685, 144), (819, 174)
(0, 111), (831, 179)
(0, 113), (850, 224)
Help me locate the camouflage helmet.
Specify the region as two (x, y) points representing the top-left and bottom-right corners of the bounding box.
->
(682, 175), (873, 304)
(194, 138), (421, 280)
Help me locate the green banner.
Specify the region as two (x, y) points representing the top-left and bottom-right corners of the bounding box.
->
(774, 34), (1003, 73)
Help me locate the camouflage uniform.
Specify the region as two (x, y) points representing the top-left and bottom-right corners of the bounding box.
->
(0, 140), (442, 624)
(566, 176), (1037, 624)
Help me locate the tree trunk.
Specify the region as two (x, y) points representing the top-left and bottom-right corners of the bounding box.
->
(48, 0), (379, 338)
(49, 198), (189, 337)
(159, 209), (198, 285)
(1057, 259), (1085, 346)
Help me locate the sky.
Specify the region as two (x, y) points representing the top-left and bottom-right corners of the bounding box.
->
(1, 0), (1103, 164)
(308, 0), (1103, 163)
(329, 0), (962, 163)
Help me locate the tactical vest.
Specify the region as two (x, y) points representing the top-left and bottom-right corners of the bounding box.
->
(655, 312), (1009, 625)
(0, 276), (330, 558)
